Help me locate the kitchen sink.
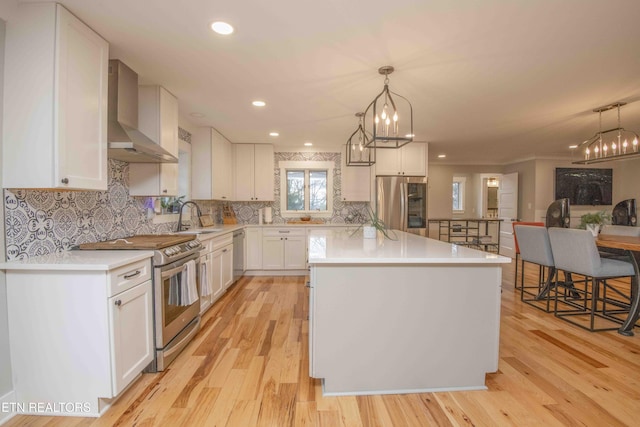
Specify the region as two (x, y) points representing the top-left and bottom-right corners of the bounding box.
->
(176, 228), (223, 235)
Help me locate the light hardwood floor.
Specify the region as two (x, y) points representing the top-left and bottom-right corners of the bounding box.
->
(6, 263), (640, 426)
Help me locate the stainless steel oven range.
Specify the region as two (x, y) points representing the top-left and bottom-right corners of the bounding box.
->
(79, 234), (203, 372)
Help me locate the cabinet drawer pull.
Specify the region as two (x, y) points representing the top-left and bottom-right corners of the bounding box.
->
(114, 300), (122, 307)
(123, 270), (141, 279)
(222, 248), (228, 253)
(305, 281), (311, 288)
(278, 230), (290, 233)
(61, 177), (69, 184)
(162, 189), (168, 193)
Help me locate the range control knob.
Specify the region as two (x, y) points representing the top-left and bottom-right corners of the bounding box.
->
(164, 248), (172, 256)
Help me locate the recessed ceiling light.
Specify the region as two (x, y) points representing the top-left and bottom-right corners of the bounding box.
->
(269, 132), (279, 137)
(252, 100), (266, 107)
(438, 154), (446, 158)
(304, 142), (313, 147)
(190, 112), (205, 118)
(568, 145), (578, 149)
(211, 21), (234, 35)
(405, 134), (415, 138)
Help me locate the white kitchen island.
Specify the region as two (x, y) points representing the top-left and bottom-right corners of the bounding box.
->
(307, 228), (511, 395)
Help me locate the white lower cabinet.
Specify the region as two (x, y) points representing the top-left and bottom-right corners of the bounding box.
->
(246, 228), (263, 270)
(210, 233), (234, 296)
(262, 228), (307, 270)
(5, 258), (153, 416)
(199, 244), (214, 314)
(108, 281), (154, 395)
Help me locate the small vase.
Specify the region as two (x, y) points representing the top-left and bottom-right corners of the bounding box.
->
(363, 225), (377, 239)
(586, 223), (600, 237)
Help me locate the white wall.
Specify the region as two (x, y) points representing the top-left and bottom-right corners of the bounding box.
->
(530, 158), (640, 226)
(0, 17), (14, 410)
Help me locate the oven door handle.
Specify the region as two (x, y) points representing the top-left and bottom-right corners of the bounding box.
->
(161, 264), (186, 280)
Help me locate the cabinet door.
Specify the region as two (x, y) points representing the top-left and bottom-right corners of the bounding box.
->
(56, 5), (109, 190)
(199, 254), (212, 314)
(341, 148), (371, 201)
(374, 149), (401, 175)
(210, 249), (226, 300)
(400, 143), (426, 176)
(234, 144), (255, 201)
(212, 131), (232, 200)
(262, 236), (285, 270)
(246, 228), (263, 270)
(109, 281), (154, 396)
(3, 3), (108, 190)
(253, 144), (275, 201)
(221, 244), (234, 290)
(284, 236), (307, 269)
(159, 88), (179, 194)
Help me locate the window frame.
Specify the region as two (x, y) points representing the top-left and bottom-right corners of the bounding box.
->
(279, 160), (333, 218)
(452, 176), (466, 213)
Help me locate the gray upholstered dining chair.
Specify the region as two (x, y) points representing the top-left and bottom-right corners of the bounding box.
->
(548, 228), (637, 332)
(514, 225), (556, 312)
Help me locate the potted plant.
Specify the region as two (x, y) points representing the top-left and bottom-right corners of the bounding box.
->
(578, 210), (611, 236)
(352, 206), (397, 240)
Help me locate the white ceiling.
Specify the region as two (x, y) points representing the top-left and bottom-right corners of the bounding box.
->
(16, 0), (640, 164)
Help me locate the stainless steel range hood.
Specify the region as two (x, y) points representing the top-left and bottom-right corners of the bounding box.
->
(108, 60), (178, 163)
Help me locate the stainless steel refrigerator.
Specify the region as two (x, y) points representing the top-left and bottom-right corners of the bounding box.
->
(376, 176), (428, 236)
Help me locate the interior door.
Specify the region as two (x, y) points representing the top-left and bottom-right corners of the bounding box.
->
(498, 172), (518, 257)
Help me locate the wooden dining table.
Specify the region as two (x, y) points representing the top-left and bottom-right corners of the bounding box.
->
(596, 234), (640, 336)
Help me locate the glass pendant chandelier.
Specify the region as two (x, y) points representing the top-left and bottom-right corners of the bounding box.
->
(346, 112), (375, 166)
(574, 102), (640, 164)
(364, 66), (413, 149)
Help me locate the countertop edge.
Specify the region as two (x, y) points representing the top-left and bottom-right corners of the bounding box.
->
(0, 250), (154, 271)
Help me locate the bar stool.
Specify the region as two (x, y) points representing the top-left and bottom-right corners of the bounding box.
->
(548, 228), (638, 332)
(512, 221), (545, 289)
(514, 225), (556, 312)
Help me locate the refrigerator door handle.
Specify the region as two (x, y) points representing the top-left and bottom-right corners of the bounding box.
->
(400, 181), (407, 232)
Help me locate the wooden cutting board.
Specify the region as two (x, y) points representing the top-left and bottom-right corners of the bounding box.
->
(78, 234), (195, 250)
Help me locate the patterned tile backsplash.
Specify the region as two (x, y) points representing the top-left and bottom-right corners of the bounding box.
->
(3, 152), (369, 260)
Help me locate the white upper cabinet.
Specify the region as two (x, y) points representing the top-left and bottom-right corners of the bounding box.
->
(3, 3), (109, 190)
(192, 127), (232, 200)
(129, 86), (179, 196)
(233, 144), (274, 201)
(341, 147), (371, 202)
(374, 142), (428, 176)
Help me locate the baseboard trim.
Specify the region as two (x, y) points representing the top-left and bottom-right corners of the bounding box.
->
(244, 270), (308, 276)
(0, 390), (16, 426)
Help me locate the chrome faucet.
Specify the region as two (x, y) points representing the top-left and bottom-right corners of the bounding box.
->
(177, 201), (202, 232)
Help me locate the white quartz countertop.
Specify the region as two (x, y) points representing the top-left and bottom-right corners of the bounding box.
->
(0, 250), (153, 271)
(308, 229), (512, 264)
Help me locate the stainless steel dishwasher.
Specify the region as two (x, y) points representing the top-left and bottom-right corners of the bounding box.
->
(232, 230), (245, 283)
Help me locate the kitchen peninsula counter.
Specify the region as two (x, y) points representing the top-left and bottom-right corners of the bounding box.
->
(307, 229), (510, 395)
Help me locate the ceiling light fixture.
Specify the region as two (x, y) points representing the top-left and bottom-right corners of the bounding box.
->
(346, 112), (375, 167)
(364, 66), (413, 149)
(211, 21), (234, 35)
(574, 102), (640, 164)
(304, 142), (313, 147)
(269, 132), (279, 137)
(438, 154), (446, 158)
(487, 177), (499, 187)
(252, 100), (266, 107)
(568, 145), (578, 149)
